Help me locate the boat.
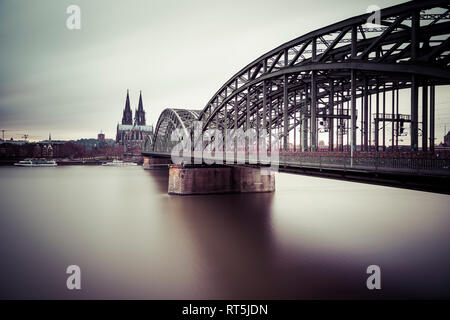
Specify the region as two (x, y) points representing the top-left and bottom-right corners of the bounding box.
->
(102, 159), (137, 166)
(14, 158), (57, 167)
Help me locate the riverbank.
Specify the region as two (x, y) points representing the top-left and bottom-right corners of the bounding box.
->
(0, 159), (143, 166)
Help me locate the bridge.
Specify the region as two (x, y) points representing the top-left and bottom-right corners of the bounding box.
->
(142, 0), (450, 194)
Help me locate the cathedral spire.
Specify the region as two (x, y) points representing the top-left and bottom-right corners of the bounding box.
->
(138, 91), (144, 112)
(125, 89), (131, 112)
(122, 89), (133, 125)
(135, 90), (146, 125)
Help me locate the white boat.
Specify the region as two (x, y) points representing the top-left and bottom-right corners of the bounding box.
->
(102, 159), (137, 166)
(14, 158), (57, 167)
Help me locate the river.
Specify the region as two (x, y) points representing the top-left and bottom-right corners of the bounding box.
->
(0, 165), (449, 299)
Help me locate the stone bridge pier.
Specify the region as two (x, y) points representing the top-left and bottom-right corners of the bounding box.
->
(168, 164), (275, 195)
(143, 156), (172, 170)
(144, 155), (275, 195)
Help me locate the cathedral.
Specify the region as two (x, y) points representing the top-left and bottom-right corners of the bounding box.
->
(116, 90), (153, 152)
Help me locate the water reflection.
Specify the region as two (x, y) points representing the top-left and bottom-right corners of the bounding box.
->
(0, 166), (449, 299)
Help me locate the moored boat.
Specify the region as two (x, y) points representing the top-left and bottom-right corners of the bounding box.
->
(14, 158), (57, 167)
(102, 159), (137, 166)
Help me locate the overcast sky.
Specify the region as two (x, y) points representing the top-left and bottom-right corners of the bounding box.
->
(1, 0), (448, 142)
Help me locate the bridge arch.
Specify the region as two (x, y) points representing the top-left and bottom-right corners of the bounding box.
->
(146, 108), (201, 153)
(198, 0), (450, 153)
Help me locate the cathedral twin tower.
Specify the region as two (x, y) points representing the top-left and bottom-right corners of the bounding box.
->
(116, 90), (153, 151)
(122, 89), (146, 126)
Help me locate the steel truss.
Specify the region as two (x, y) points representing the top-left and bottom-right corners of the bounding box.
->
(148, 0), (450, 155)
(147, 108), (201, 153)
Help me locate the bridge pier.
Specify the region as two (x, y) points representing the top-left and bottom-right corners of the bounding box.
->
(168, 165), (275, 195)
(143, 156), (172, 170)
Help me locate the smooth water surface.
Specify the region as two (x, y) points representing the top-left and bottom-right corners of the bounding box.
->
(0, 166), (449, 299)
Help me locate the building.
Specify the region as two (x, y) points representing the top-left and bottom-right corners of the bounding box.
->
(445, 131), (450, 147)
(116, 90), (153, 152)
(38, 133), (54, 158)
(98, 132), (105, 141)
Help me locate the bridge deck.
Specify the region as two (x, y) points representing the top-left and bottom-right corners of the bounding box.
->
(143, 151), (449, 174)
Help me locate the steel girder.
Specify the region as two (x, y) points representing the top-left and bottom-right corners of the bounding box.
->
(147, 108), (201, 153)
(196, 0), (450, 152)
(148, 0), (450, 155)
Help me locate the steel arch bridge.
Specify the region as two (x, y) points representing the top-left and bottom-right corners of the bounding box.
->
(145, 0), (450, 159)
(145, 108), (201, 153)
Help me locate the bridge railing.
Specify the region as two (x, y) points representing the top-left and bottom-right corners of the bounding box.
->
(278, 154), (450, 174)
(143, 150), (450, 174)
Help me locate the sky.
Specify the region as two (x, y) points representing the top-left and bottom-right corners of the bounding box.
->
(0, 0), (449, 142)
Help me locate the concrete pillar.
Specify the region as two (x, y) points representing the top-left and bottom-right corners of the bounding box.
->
(168, 165), (275, 195)
(143, 156), (172, 170)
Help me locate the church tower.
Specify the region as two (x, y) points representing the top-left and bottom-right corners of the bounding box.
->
(121, 89), (133, 125)
(135, 91), (146, 125)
